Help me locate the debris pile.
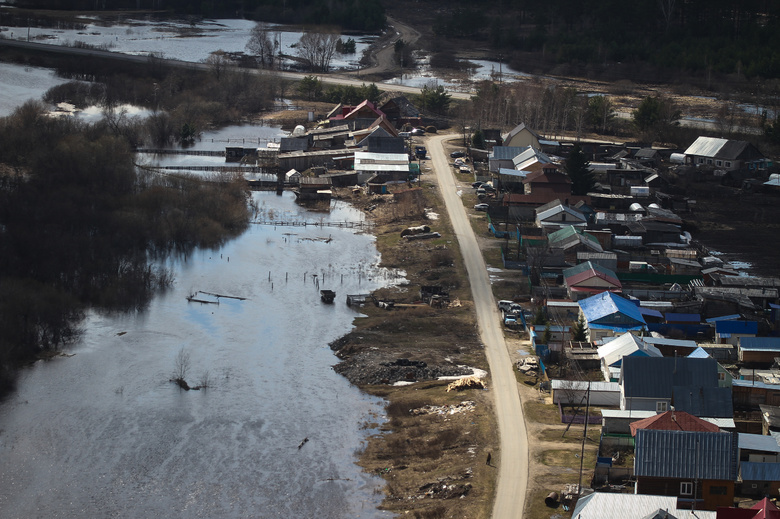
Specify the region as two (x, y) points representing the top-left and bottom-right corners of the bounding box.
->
(333, 353), (472, 385)
(446, 376), (485, 392)
(410, 401), (476, 416)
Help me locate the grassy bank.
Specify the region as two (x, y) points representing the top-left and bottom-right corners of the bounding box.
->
(330, 167), (499, 518)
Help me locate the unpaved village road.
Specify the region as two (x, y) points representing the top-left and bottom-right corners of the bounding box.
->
(427, 134), (528, 518)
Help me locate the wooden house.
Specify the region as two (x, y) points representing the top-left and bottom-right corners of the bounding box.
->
(684, 136), (766, 173)
(634, 429), (738, 510)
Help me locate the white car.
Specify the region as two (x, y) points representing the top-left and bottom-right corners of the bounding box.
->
(474, 203), (489, 211)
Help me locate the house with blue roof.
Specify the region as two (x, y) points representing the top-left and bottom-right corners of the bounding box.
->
(740, 462), (780, 497)
(716, 320), (759, 346)
(634, 429), (738, 510)
(620, 356), (733, 418)
(739, 337), (780, 364)
(578, 292), (647, 342)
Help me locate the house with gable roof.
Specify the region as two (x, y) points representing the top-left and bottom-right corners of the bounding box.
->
(535, 203), (587, 231)
(620, 356), (733, 418)
(501, 122), (541, 149)
(634, 429), (738, 510)
(684, 136), (766, 172)
(629, 410), (721, 436)
(548, 226), (603, 255)
(717, 497), (780, 518)
(571, 492), (715, 519)
(579, 292), (647, 342)
(328, 99), (387, 131)
(489, 146), (528, 172)
(563, 261), (622, 301)
(598, 333), (662, 382)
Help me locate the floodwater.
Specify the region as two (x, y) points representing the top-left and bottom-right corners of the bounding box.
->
(0, 191), (401, 518)
(1, 18), (374, 71)
(0, 62), (71, 116)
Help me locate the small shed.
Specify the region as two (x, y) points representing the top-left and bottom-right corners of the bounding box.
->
(739, 462), (780, 497)
(739, 337), (780, 364)
(552, 380), (620, 406)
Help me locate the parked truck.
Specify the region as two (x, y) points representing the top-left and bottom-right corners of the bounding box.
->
(415, 146), (427, 159)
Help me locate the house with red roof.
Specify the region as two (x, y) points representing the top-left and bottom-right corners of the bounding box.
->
(327, 100), (386, 131)
(563, 261), (621, 301)
(716, 497), (780, 518)
(630, 410), (721, 437)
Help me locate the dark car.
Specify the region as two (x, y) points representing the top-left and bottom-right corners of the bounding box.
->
(450, 151), (465, 158)
(471, 181), (484, 188)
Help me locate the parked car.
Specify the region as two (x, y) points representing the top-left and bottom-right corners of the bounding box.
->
(474, 203), (489, 211)
(450, 150), (465, 158)
(498, 300), (514, 312)
(472, 181), (484, 188)
(411, 128), (425, 135)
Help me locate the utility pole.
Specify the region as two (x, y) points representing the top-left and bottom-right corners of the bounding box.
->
(577, 381), (591, 496)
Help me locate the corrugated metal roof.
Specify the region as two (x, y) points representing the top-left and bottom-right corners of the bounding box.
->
(716, 320), (758, 335)
(684, 136), (728, 157)
(622, 356), (719, 399)
(702, 417), (736, 428)
(579, 292), (646, 325)
(741, 461), (780, 481)
(634, 429), (738, 480)
(672, 386), (734, 417)
(551, 380), (620, 392)
(490, 146), (528, 160)
(740, 337), (780, 352)
(644, 337), (698, 348)
(537, 204), (586, 222)
(571, 492), (717, 519)
(665, 313), (701, 323)
(705, 314), (742, 323)
(687, 347), (711, 359)
(739, 433), (780, 453)
(601, 409), (656, 419)
(497, 168), (527, 178)
(598, 333), (661, 368)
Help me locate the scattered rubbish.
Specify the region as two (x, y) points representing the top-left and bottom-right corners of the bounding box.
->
(298, 437), (309, 449)
(410, 401), (476, 416)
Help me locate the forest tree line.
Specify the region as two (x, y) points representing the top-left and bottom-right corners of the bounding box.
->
(430, 0), (780, 81)
(9, 0), (386, 32)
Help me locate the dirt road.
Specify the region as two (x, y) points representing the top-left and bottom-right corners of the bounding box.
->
(427, 133), (528, 518)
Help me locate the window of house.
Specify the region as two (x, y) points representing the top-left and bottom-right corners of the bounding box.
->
(698, 158), (704, 164)
(718, 372), (726, 381)
(707, 159), (713, 165)
(710, 485), (727, 495)
(716, 160), (722, 167)
(725, 161), (732, 167)
(656, 401), (668, 412)
(680, 482), (693, 495)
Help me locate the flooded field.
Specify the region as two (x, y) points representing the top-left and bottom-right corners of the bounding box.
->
(0, 191), (401, 519)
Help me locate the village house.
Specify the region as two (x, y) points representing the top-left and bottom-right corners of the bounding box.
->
(579, 291), (647, 342)
(620, 356), (733, 418)
(327, 99), (386, 131)
(717, 497), (780, 518)
(716, 320), (759, 346)
(501, 122), (541, 149)
(571, 492), (716, 519)
(739, 337), (780, 365)
(684, 136), (766, 173)
(633, 429), (738, 510)
(488, 146), (528, 172)
(563, 261), (622, 301)
(535, 202), (587, 232)
(598, 333), (662, 382)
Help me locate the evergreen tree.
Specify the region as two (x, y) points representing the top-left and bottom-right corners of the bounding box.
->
(564, 145), (594, 196)
(571, 314), (587, 342)
(533, 307), (548, 325)
(472, 129), (486, 149)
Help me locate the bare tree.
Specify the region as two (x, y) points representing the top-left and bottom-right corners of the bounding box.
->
(174, 347), (190, 382)
(658, 0), (676, 33)
(206, 51), (230, 81)
(246, 22), (274, 69)
(297, 31), (340, 72)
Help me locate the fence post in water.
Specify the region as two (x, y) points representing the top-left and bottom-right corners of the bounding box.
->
(286, 272), (288, 282)
(304, 273), (306, 282)
(268, 271), (271, 281)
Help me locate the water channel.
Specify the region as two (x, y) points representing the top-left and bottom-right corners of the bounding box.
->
(0, 191), (401, 518)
